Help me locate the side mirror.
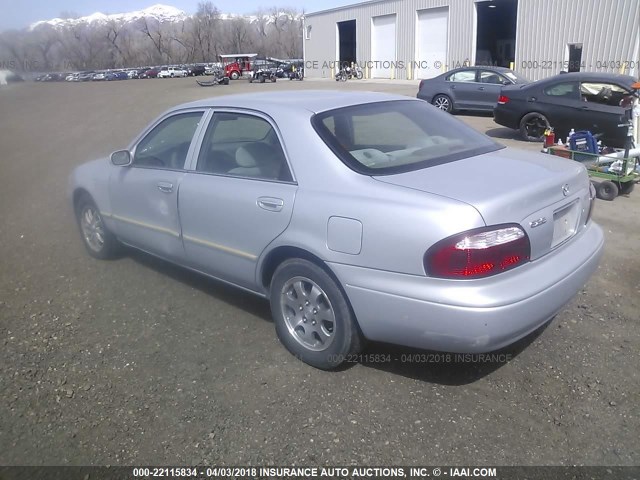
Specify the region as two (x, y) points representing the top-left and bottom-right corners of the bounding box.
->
(503, 80), (511, 85)
(110, 150), (132, 166)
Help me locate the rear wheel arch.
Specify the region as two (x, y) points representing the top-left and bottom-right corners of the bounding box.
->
(432, 93), (453, 112)
(261, 246), (332, 290)
(260, 246), (361, 325)
(263, 246), (366, 369)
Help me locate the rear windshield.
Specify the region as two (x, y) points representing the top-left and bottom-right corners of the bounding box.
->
(311, 100), (502, 175)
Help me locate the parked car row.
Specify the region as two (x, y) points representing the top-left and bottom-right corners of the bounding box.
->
(35, 64), (215, 83)
(417, 66), (637, 148)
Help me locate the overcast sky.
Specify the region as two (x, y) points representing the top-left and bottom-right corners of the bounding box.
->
(0, 0), (354, 30)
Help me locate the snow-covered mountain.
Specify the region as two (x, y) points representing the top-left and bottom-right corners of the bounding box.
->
(29, 4), (188, 30)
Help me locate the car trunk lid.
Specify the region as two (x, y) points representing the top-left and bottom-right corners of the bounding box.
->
(374, 147), (593, 260)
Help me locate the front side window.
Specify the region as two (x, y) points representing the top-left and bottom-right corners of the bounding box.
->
(543, 82), (579, 99)
(133, 112), (204, 169)
(196, 112), (292, 181)
(447, 70), (476, 82)
(312, 100), (502, 175)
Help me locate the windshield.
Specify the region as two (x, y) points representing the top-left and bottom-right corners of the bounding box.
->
(311, 100), (503, 175)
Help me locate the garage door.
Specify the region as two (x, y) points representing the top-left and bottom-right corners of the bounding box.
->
(415, 7), (448, 79)
(371, 14), (396, 79)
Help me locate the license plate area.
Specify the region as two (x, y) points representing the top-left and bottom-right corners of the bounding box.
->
(551, 201), (580, 248)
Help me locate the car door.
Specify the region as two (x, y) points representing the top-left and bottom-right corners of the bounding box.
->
(178, 111), (297, 290)
(540, 81), (582, 133)
(444, 69), (479, 109)
(476, 70), (509, 110)
(109, 109), (207, 262)
(578, 81), (628, 144)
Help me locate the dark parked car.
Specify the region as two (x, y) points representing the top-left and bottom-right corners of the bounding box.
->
(188, 64), (206, 76)
(417, 66), (529, 113)
(106, 71), (128, 81)
(494, 72), (636, 147)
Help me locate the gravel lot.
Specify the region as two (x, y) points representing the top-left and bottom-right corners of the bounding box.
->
(0, 77), (639, 467)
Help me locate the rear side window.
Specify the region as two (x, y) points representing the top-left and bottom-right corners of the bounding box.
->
(312, 100), (502, 175)
(544, 82), (579, 99)
(447, 70), (476, 82)
(196, 112), (292, 181)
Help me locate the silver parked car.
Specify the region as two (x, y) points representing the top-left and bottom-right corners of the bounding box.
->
(417, 66), (529, 113)
(69, 91), (603, 369)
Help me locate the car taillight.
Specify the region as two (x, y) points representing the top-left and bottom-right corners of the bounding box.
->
(425, 225), (531, 279)
(498, 95), (510, 104)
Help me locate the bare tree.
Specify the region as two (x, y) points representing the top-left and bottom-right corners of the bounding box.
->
(7, 5), (303, 72)
(139, 17), (167, 63)
(104, 20), (129, 67)
(193, 1), (221, 62)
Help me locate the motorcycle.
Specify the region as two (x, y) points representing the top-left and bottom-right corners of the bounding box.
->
(335, 67), (350, 82)
(335, 64), (364, 82)
(288, 68), (304, 81)
(250, 67), (277, 83)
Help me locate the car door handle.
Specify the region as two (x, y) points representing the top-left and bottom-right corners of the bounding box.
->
(581, 105), (589, 110)
(450, 85), (456, 90)
(478, 86), (485, 90)
(157, 181), (174, 193)
(257, 197), (284, 212)
(527, 97), (537, 102)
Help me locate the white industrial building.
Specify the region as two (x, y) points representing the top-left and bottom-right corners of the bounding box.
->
(302, 0), (640, 81)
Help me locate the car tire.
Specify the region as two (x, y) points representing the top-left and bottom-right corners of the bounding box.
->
(618, 181), (635, 195)
(519, 112), (550, 142)
(230, 71), (239, 80)
(595, 180), (619, 201)
(270, 258), (364, 370)
(259, 76), (266, 84)
(75, 195), (119, 260)
(432, 94), (453, 113)
(271, 76), (277, 83)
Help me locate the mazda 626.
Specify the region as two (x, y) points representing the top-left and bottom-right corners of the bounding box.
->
(69, 91), (604, 369)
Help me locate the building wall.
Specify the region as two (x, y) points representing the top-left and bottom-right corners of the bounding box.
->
(303, 0), (640, 81)
(516, 0), (640, 81)
(304, 0), (477, 80)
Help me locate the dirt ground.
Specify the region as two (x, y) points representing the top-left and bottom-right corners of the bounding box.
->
(0, 77), (638, 467)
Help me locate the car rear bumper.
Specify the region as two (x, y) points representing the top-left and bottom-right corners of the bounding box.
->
(493, 107), (519, 129)
(329, 221), (604, 353)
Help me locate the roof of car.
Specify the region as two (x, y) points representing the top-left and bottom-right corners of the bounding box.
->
(176, 90), (414, 114)
(538, 71), (637, 85)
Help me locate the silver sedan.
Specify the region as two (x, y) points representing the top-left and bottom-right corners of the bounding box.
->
(69, 91), (604, 369)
